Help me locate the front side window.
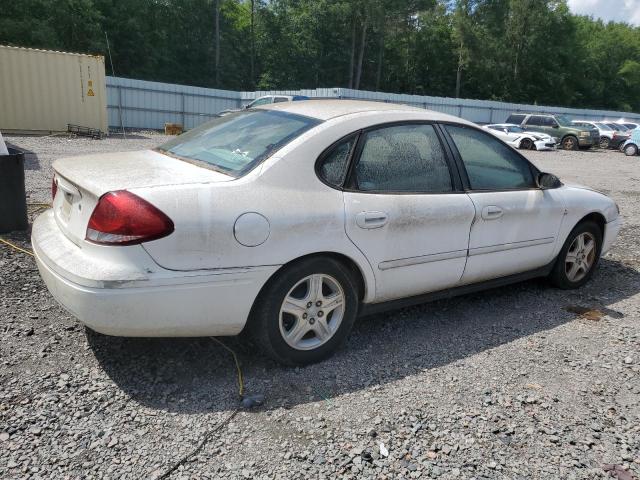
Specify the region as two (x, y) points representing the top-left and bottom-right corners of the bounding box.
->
(543, 117), (558, 127)
(351, 124), (452, 193)
(445, 125), (535, 190)
(526, 116), (543, 126)
(274, 97), (290, 103)
(158, 110), (321, 177)
(317, 135), (357, 187)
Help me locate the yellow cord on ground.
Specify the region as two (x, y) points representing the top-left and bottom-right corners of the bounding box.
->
(28, 202), (52, 207)
(210, 336), (244, 398)
(0, 238), (34, 257)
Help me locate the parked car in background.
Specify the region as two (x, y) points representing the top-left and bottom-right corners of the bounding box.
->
(32, 101), (621, 365)
(616, 120), (640, 130)
(506, 113), (599, 150)
(621, 128), (640, 156)
(482, 123), (557, 150)
(218, 94), (309, 116)
(609, 123), (631, 133)
(572, 121), (629, 149)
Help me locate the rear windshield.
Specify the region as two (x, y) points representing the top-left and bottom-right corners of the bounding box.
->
(157, 110), (321, 177)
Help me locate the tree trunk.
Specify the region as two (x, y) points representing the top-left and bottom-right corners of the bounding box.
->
(348, 16), (356, 89)
(455, 40), (463, 98)
(354, 12), (368, 90)
(375, 25), (384, 91)
(250, 0), (255, 88)
(214, 0), (221, 87)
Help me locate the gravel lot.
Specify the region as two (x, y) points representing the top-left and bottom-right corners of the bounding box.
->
(1, 133), (639, 480)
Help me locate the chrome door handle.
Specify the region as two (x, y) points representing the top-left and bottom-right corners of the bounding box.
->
(356, 211), (388, 229)
(481, 205), (503, 220)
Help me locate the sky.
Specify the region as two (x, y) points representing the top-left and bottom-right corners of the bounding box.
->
(568, 0), (640, 26)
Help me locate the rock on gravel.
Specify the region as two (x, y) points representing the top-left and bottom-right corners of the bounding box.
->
(1, 135), (639, 479)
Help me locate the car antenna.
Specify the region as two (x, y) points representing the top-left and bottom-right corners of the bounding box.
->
(105, 31), (126, 139)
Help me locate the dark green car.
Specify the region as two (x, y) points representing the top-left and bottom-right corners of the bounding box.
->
(506, 113), (600, 150)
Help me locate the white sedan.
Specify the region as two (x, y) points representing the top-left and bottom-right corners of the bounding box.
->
(33, 101), (622, 365)
(483, 123), (557, 150)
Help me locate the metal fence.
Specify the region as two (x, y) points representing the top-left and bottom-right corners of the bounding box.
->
(107, 77), (242, 130)
(107, 77), (640, 131)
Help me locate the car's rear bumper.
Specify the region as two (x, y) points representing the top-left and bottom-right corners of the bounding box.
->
(32, 211), (278, 337)
(603, 215), (622, 255)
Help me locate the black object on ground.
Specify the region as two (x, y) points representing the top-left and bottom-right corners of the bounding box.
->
(0, 147), (29, 233)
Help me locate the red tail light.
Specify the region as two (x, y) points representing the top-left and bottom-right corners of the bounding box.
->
(86, 190), (174, 246)
(52, 176), (58, 200)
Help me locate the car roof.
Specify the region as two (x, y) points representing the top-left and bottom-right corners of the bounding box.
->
(256, 99), (469, 123)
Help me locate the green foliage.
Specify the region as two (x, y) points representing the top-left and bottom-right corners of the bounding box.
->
(2, 0), (640, 111)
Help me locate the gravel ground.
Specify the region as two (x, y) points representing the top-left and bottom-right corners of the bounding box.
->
(1, 134), (639, 480)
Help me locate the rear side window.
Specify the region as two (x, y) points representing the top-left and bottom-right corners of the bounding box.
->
(317, 135), (357, 187)
(445, 125), (535, 190)
(351, 124), (452, 193)
(506, 114), (525, 124)
(158, 110), (321, 177)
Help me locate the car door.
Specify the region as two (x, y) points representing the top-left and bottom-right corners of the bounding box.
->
(340, 123), (476, 302)
(442, 124), (566, 285)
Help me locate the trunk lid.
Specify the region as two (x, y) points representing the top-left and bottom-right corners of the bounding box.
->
(52, 149), (232, 246)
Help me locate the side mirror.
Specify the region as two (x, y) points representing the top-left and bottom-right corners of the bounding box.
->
(537, 172), (561, 189)
(552, 124), (559, 128)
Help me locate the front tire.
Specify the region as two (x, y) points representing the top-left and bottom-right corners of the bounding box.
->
(549, 221), (602, 289)
(599, 137), (610, 149)
(624, 143), (638, 156)
(249, 257), (359, 365)
(520, 138), (534, 150)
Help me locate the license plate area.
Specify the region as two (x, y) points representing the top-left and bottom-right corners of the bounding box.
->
(60, 192), (73, 221)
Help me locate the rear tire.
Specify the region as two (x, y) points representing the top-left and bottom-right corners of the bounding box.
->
(562, 135), (579, 151)
(248, 257), (359, 365)
(549, 221), (602, 289)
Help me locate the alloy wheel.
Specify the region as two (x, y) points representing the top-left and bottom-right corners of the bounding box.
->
(565, 232), (596, 282)
(563, 137), (577, 150)
(520, 138), (533, 150)
(279, 274), (345, 351)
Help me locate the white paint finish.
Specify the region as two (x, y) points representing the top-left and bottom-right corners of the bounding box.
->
(344, 192), (476, 302)
(234, 212), (270, 247)
(53, 149), (232, 197)
(461, 189), (566, 284)
(33, 102), (623, 337)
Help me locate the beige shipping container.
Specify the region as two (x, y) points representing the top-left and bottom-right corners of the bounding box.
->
(0, 45), (107, 134)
